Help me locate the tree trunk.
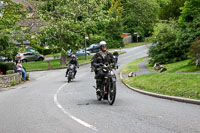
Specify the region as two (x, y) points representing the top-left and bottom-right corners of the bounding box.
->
(60, 53), (67, 66)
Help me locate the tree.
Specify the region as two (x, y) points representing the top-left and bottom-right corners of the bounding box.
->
(123, 0), (159, 40)
(189, 37), (200, 66)
(0, 0), (26, 59)
(37, 0), (107, 64)
(148, 20), (186, 64)
(159, 0), (186, 20)
(176, 0), (200, 61)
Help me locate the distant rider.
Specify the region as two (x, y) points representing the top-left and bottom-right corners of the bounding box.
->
(113, 50), (119, 63)
(92, 41), (115, 93)
(65, 55), (79, 78)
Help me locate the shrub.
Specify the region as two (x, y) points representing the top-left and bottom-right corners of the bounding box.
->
(0, 62), (14, 74)
(148, 20), (186, 64)
(189, 36), (200, 63)
(32, 44), (61, 55)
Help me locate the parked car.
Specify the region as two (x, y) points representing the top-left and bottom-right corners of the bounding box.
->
(67, 49), (91, 57)
(15, 52), (44, 62)
(86, 43), (100, 53)
(0, 56), (13, 62)
(76, 49), (91, 56)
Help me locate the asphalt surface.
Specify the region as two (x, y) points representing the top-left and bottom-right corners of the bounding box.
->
(0, 44), (200, 133)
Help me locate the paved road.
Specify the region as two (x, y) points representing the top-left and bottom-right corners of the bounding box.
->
(0, 45), (200, 133)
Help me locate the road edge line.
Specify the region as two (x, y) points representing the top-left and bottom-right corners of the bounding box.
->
(54, 83), (98, 131)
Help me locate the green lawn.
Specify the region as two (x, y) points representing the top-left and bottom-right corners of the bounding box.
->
(23, 51), (126, 71)
(124, 42), (150, 48)
(122, 57), (200, 100)
(147, 59), (200, 73)
(44, 53), (61, 58)
(123, 73), (200, 100)
(121, 57), (146, 74)
(23, 55), (93, 71)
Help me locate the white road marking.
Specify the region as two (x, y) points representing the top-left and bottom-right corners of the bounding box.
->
(54, 74), (98, 131)
(36, 75), (49, 80)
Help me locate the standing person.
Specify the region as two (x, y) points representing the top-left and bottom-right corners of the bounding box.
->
(65, 55), (79, 78)
(92, 41), (115, 93)
(16, 60), (26, 81)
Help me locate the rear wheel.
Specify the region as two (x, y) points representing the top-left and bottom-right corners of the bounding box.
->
(107, 79), (116, 105)
(22, 59), (27, 63)
(38, 57), (43, 61)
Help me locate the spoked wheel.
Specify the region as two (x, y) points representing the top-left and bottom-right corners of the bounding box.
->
(96, 94), (102, 101)
(68, 73), (72, 83)
(107, 80), (116, 105)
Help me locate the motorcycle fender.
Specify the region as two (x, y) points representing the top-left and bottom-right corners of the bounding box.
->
(111, 77), (116, 82)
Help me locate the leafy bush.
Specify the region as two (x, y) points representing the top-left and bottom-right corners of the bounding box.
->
(87, 34), (106, 46)
(148, 20), (186, 64)
(0, 62), (14, 74)
(106, 38), (124, 48)
(189, 36), (200, 63)
(32, 44), (61, 55)
(176, 0), (200, 58)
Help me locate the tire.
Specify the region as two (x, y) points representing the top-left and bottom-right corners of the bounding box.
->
(22, 59), (27, 63)
(107, 79), (116, 105)
(68, 73), (72, 83)
(97, 94), (102, 101)
(38, 57), (43, 61)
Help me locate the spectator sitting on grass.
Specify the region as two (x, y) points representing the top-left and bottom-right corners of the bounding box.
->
(16, 60), (26, 81)
(154, 63), (167, 73)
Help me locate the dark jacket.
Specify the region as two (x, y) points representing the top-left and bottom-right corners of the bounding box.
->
(68, 59), (78, 67)
(92, 50), (115, 70)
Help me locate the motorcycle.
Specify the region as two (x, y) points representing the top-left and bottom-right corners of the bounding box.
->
(113, 51), (119, 64)
(95, 63), (117, 105)
(67, 64), (75, 83)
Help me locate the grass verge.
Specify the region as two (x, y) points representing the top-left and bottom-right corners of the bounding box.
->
(121, 57), (146, 74)
(147, 59), (200, 73)
(23, 51), (125, 71)
(123, 73), (200, 100)
(23, 55), (93, 71)
(124, 42), (150, 48)
(122, 57), (200, 100)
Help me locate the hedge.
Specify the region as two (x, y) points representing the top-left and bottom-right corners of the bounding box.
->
(0, 62), (14, 75)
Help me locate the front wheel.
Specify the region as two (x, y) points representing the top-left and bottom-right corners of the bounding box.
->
(97, 94), (102, 101)
(107, 80), (116, 105)
(22, 59), (27, 63)
(68, 73), (72, 83)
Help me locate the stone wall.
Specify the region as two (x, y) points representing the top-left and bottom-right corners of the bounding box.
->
(0, 73), (22, 88)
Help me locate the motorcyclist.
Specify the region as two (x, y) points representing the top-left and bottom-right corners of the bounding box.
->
(92, 41), (115, 93)
(113, 50), (119, 63)
(65, 55), (79, 78)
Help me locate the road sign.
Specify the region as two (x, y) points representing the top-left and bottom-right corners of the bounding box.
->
(85, 35), (89, 39)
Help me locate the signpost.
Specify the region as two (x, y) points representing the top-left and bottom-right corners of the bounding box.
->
(134, 32), (139, 43)
(84, 35), (89, 60)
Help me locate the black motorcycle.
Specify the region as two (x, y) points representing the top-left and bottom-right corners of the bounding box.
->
(113, 55), (118, 64)
(96, 63), (117, 105)
(67, 64), (75, 83)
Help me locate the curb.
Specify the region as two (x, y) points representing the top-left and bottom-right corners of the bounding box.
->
(119, 72), (200, 105)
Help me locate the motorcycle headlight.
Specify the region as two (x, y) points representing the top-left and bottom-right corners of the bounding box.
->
(103, 68), (107, 72)
(111, 71), (114, 75)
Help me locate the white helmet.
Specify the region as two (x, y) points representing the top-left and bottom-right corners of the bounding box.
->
(99, 41), (107, 46)
(71, 55), (76, 58)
